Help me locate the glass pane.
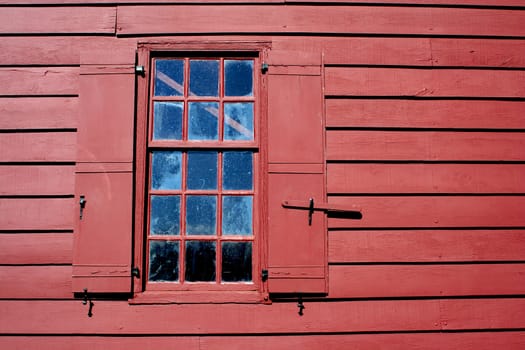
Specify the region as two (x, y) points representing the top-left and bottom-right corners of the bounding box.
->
(222, 196), (253, 235)
(150, 195), (180, 235)
(222, 242), (252, 282)
(153, 102), (183, 140)
(223, 151), (253, 190)
(185, 241), (216, 282)
(151, 151), (182, 190)
(188, 102), (219, 140)
(187, 151), (217, 190)
(224, 102), (254, 141)
(186, 195), (217, 235)
(149, 240), (179, 282)
(225, 60), (253, 97)
(189, 60), (219, 96)
(154, 59), (184, 96)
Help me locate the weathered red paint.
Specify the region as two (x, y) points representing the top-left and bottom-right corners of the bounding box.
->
(1, 1), (525, 349)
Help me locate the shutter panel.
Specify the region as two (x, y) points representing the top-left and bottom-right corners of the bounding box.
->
(72, 66), (135, 293)
(266, 51), (327, 294)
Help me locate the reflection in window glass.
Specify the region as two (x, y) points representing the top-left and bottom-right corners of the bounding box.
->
(222, 242), (252, 282)
(153, 102), (183, 140)
(150, 195), (180, 235)
(185, 241), (216, 282)
(224, 103), (254, 141)
(188, 102), (219, 140)
(155, 59), (184, 96)
(151, 151), (182, 190)
(225, 60), (253, 97)
(190, 60), (219, 96)
(186, 196), (217, 235)
(223, 151), (253, 190)
(149, 240), (179, 282)
(222, 196), (253, 235)
(187, 151), (217, 190)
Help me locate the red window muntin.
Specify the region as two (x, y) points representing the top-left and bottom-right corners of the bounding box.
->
(141, 51), (262, 292)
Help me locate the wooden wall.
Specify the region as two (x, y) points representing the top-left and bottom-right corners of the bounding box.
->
(1, 1), (525, 349)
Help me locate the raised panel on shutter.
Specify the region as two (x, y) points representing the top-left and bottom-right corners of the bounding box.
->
(266, 51), (327, 294)
(72, 66), (135, 294)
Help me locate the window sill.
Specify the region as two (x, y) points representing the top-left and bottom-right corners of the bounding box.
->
(129, 290), (269, 305)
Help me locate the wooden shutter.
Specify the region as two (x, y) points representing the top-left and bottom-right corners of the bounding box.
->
(72, 65), (135, 293)
(266, 51), (327, 294)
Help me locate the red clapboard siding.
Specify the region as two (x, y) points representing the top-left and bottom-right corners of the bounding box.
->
(328, 196), (525, 228)
(0, 7), (116, 34)
(325, 68), (525, 97)
(288, 0), (525, 5)
(327, 164), (525, 194)
(0, 299), (443, 333)
(0, 234), (73, 265)
(0, 166), (74, 195)
(2, 333), (524, 350)
(441, 298), (525, 330)
(2, 299), (525, 333)
(117, 6), (525, 36)
(329, 264), (525, 298)
(0, 266), (71, 299)
(0, 198), (74, 230)
(326, 131), (525, 161)
(329, 230), (525, 263)
(0, 98), (77, 130)
(0, 68), (78, 96)
(326, 99), (525, 129)
(0, 132), (76, 162)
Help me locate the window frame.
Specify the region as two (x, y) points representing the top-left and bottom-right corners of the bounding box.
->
(133, 41), (271, 302)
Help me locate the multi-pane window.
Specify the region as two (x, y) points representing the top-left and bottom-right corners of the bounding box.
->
(145, 55), (258, 289)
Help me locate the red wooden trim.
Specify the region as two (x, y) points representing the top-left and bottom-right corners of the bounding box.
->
(268, 163), (324, 174)
(117, 6), (525, 37)
(325, 68), (525, 98)
(0, 299), (443, 333)
(0, 7), (116, 34)
(0, 68), (78, 96)
(0, 0), (283, 3)
(0, 233), (73, 265)
(1, 333), (524, 350)
(282, 199), (361, 213)
(0, 132), (76, 162)
(0, 166), (74, 195)
(0, 97), (77, 130)
(286, 0), (525, 4)
(329, 264), (525, 298)
(327, 164), (525, 194)
(326, 131), (525, 161)
(0, 198), (74, 230)
(328, 196), (525, 228)
(131, 291), (264, 304)
(0, 266), (71, 299)
(329, 230), (525, 263)
(326, 99), (525, 129)
(0, 0), (523, 4)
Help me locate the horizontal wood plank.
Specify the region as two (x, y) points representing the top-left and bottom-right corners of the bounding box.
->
(327, 164), (525, 194)
(117, 6), (525, 37)
(326, 131), (525, 161)
(325, 68), (525, 97)
(0, 266), (71, 299)
(0, 299), (443, 333)
(0, 132), (76, 162)
(0, 68), (78, 96)
(0, 166), (74, 195)
(1, 333), (524, 350)
(329, 264), (525, 298)
(328, 196), (525, 228)
(0, 7), (116, 34)
(329, 230), (525, 263)
(287, 0), (525, 5)
(0, 98), (77, 130)
(0, 233), (72, 265)
(326, 99), (525, 129)
(0, 198), (74, 230)
(1, 298), (524, 334)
